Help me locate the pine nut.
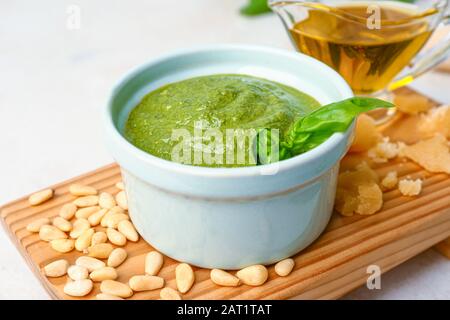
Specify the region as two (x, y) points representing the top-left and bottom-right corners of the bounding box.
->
(99, 192), (116, 209)
(73, 195), (99, 207)
(88, 243), (114, 259)
(39, 225), (68, 242)
(129, 275), (164, 292)
(59, 203), (77, 220)
(210, 269), (240, 287)
(274, 258), (295, 277)
(107, 248), (127, 268)
(115, 191), (128, 210)
(50, 239), (75, 253)
(110, 206), (125, 214)
(91, 231), (107, 246)
(64, 279), (93, 297)
(101, 211), (115, 227)
(75, 206), (100, 219)
(52, 217), (72, 232)
(26, 217), (50, 233)
(100, 280), (133, 298)
(106, 228), (127, 246)
(68, 265), (89, 280)
(117, 220), (139, 242)
(145, 251), (163, 276)
(175, 263), (195, 294)
(160, 287), (182, 300)
(76, 256), (105, 272)
(100, 207), (124, 227)
(88, 208), (108, 226)
(29, 189), (53, 206)
(90, 267), (118, 282)
(69, 184), (97, 196)
(75, 228), (95, 252)
(115, 181), (124, 190)
(43, 259), (69, 277)
(105, 213), (129, 229)
(236, 265), (268, 286)
(70, 218), (90, 238)
(96, 293), (123, 300)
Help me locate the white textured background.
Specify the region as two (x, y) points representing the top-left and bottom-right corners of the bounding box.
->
(0, 0), (449, 299)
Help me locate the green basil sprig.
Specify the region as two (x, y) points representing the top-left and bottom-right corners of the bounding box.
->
(257, 97), (394, 164)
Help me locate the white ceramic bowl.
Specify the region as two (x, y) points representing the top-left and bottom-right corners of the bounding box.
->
(104, 44), (353, 269)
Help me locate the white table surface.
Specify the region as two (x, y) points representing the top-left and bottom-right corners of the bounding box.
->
(1, 0), (449, 300)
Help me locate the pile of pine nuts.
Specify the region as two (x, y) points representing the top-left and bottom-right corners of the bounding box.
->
(28, 183), (296, 300)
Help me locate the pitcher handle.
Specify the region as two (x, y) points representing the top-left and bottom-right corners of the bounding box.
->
(388, 16), (450, 91)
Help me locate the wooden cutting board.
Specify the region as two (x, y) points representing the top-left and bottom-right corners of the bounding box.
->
(1, 89), (449, 300)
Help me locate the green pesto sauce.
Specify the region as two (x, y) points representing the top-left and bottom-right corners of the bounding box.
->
(124, 74), (320, 167)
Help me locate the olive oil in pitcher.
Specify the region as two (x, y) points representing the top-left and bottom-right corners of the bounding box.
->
(289, 3), (434, 94)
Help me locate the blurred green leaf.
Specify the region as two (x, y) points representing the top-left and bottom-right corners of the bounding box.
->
(240, 0), (271, 16)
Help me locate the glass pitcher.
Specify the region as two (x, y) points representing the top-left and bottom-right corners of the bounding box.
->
(269, 0), (450, 97)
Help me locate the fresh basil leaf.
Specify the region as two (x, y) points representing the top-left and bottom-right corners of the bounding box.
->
(258, 97), (394, 163)
(291, 97), (393, 133)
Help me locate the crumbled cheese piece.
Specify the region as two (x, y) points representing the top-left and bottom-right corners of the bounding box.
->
(368, 137), (399, 163)
(419, 105), (450, 139)
(335, 162), (383, 216)
(402, 135), (450, 174)
(349, 114), (381, 153)
(335, 188), (358, 217)
(394, 93), (431, 115)
(356, 184), (383, 215)
(381, 171), (398, 190)
(398, 179), (422, 196)
(353, 161), (379, 184)
(397, 141), (407, 158)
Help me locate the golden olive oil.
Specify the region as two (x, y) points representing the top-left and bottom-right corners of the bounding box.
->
(290, 4), (433, 94)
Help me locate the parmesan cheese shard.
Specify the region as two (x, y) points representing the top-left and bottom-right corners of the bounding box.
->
(398, 179), (422, 196)
(335, 188), (358, 217)
(402, 135), (450, 174)
(381, 171), (398, 190)
(335, 162), (383, 216)
(349, 114), (381, 153)
(394, 93), (431, 115)
(419, 105), (450, 139)
(368, 137), (399, 163)
(356, 184), (383, 215)
(397, 141), (407, 158)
